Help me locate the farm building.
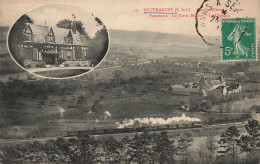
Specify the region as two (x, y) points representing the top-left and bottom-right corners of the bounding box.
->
(198, 76), (226, 90)
(171, 76), (241, 96)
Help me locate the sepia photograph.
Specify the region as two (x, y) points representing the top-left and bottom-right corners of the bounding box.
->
(8, 4), (109, 78)
(0, 0), (259, 163)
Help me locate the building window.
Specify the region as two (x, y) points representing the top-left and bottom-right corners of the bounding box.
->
(25, 33), (32, 41)
(67, 50), (72, 60)
(24, 48), (32, 59)
(49, 35), (54, 43)
(48, 29), (55, 43)
(68, 37), (73, 44)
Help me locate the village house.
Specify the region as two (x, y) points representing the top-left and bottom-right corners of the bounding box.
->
(227, 84), (242, 94)
(216, 86), (228, 95)
(199, 76), (226, 90)
(17, 20), (90, 68)
(216, 84), (242, 95)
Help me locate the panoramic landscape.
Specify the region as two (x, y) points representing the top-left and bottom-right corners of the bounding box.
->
(1, 21), (260, 163)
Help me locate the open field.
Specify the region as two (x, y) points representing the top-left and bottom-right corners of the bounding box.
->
(0, 53), (24, 74)
(1, 56), (259, 140)
(1, 28), (260, 157)
(0, 87), (252, 139)
(35, 69), (90, 78)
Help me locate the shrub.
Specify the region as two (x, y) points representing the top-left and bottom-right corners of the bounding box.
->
(45, 58), (53, 64)
(26, 64), (31, 68)
(36, 63), (45, 68)
(58, 58), (66, 64)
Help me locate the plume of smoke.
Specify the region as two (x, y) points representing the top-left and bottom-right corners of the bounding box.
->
(57, 106), (65, 118)
(115, 113), (201, 129)
(104, 111), (112, 119)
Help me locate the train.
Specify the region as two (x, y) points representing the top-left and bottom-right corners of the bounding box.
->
(66, 122), (203, 137)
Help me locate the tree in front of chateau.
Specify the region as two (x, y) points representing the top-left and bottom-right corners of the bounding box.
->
(217, 125), (241, 164)
(87, 17), (109, 64)
(56, 19), (89, 37)
(8, 14), (34, 66)
(177, 133), (193, 164)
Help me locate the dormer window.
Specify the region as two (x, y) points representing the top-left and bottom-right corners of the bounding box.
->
(67, 31), (73, 44)
(25, 33), (32, 41)
(48, 28), (55, 43)
(24, 25), (33, 41)
(49, 35), (54, 42)
(68, 37), (73, 44)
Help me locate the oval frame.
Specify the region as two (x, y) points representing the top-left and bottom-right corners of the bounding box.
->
(7, 3), (110, 80)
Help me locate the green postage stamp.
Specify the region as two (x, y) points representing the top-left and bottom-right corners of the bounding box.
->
(221, 18), (257, 61)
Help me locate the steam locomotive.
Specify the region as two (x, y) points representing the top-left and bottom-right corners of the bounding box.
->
(66, 122), (203, 137)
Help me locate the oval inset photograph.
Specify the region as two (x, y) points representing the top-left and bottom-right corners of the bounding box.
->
(8, 4), (109, 79)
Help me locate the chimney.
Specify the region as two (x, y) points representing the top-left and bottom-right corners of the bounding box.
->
(45, 20), (48, 42)
(71, 14), (77, 34)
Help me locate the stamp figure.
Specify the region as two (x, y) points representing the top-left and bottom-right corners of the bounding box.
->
(222, 18), (256, 61)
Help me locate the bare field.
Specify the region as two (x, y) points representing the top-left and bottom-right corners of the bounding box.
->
(35, 69), (90, 78)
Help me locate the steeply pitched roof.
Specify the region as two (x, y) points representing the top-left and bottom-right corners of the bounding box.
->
(211, 80), (222, 86)
(199, 76), (225, 90)
(72, 31), (88, 45)
(51, 26), (71, 44)
(199, 76), (212, 90)
(170, 85), (200, 93)
(171, 84), (185, 89)
(25, 23), (88, 45)
(27, 23), (48, 43)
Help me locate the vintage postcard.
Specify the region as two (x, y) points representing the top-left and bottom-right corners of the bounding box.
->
(0, 0), (259, 163)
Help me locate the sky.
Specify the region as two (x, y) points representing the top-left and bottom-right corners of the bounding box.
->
(26, 4), (103, 37)
(0, 0), (259, 37)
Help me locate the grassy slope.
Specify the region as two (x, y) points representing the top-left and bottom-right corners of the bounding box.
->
(0, 27), (259, 139)
(36, 69), (90, 78)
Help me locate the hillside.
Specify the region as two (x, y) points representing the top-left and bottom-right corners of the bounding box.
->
(0, 26), (9, 40)
(109, 29), (219, 59)
(0, 26), (9, 54)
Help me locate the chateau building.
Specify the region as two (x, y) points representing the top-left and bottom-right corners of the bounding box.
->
(17, 22), (90, 67)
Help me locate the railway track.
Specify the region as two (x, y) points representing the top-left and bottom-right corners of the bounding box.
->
(0, 120), (249, 145)
(66, 121), (248, 137)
